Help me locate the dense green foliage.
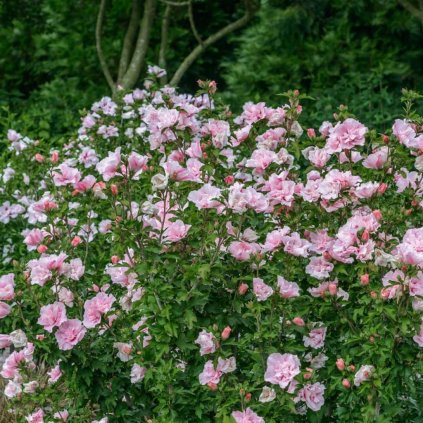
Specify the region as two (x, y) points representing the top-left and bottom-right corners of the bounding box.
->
(223, 0), (423, 129)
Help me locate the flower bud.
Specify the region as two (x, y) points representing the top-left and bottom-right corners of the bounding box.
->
(224, 175), (234, 185)
(336, 358), (345, 371)
(245, 392), (252, 401)
(328, 283), (337, 296)
(238, 283), (248, 295)
(111, 184), (118, 196)
(360, 274), (369, 285)
(207, 382), (218, 391)
(51, 151), (59, 163)
(307, 128), (316, 138)
(292, 317), (305, 327)
(377, 183), (388, 194)
(35, 153), (45, 163)
(342, 379), (351, 389)
(370, 291), (377, 299)
(71, 236), (82, 247)
(37, 244), (48, 254)
(221, 326), (232, 340)
(111, 255), (120, 264)
(372, 209), (382, 220)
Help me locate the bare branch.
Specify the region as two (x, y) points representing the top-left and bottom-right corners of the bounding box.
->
(188, 0), (203, 45)
(96, 0), (115, 92)
(158, 0), (189, 6)
(170, 0), (260, 86)
(398, 0), (423, 22)
(121, 0), (157, 89)
(117, 0), (142, 83)
(159, 4), (172, 84)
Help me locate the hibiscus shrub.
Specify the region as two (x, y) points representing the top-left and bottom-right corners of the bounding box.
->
(0, 70), (423, 423)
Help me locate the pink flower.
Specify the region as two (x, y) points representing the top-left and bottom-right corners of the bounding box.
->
(413, 323), (423, 347)
(55, 319), (86, 350)
(305, 257), (334, 280)
(354, 365), (375, 386)
(23, 229), (46, 251)
(325, 118), (367, 153)
(264, 352), (301, 389)
(52, 164), (81, 187)
(228, 241), (260, 261)
(162, 220), (191, 242)
(231, 408), (264, 423)
(409, 272), (423, 297)
(96, 148), (121, 181)
(0, 273), (15, 301)
(130, 364), (146, 383)
(302, 146), (330, 168)
(47, 363), (62, 384)
(253, 278), (274, 301)
(38, 302), (67, 333)
(188, 184), (222, 209)
(392, 119), (416, 146)
(303, 327), (327, 349)
(128, 152), (149, 179)
(0, 334), (11, 349)
(25, 409), (44, 423)
(83, 292), (115, 328)
(114, 342), (133, 361)
(245, 149), (277, 174)
(53, 410), (69, 422)
(394, 228), (423, 266)
(195, 330), (217, 355)
(362, 147), (388, 169)
(295, 382), (325, 411)
(199, 360), (221, 385)
(277, 276), (300, 298)
(0, 301), (11, 319)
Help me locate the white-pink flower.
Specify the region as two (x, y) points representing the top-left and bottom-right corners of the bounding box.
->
(231, 408), (265, 423)
(264, 352), (301, 389)
(195, 330), (217, 356)
(295, 382), (325, 411)
(303, 327), (327, 349)
(277, 276), (300, 298)
(38, 302), (67, 333)
(55, 319), (86, 350)
(253, 278), (274, 301)
(0, 273), (15, 301)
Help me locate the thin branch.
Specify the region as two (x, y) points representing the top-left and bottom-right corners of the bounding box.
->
(188, 0), (203, 45)
(158, 0), (189, 6)
(121, 0), (157, 89)
(117, 0), (142, 84)
(169, 0), (260, 86)
(96, 0), (115, 92)
(159, 4), (172, 84)
(398, 0), (423, 21)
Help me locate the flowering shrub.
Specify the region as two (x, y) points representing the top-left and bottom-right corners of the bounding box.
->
(0, 70), (423, 422)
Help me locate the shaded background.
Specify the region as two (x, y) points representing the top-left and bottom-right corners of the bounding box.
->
(1, 0), (422, 140)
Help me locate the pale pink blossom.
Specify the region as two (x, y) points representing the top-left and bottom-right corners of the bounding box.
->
(0, 273), (15, 301)
(55, 319), (86, 350)
(354, 365), (375, 386)
(303, 327), (327, 349)
(253, 278), (274, 301)
(295, 382), (325, 411)
(231, 408), (264, 423)
(264, 352), (301, 389)
(325, 118), (367, 153)
(83, 292), (115, 328)
(38, 302), (67, 332)
(130, 364), (146, 383)
(195, 330), (217, 356)
(277, 276), (300, 298)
